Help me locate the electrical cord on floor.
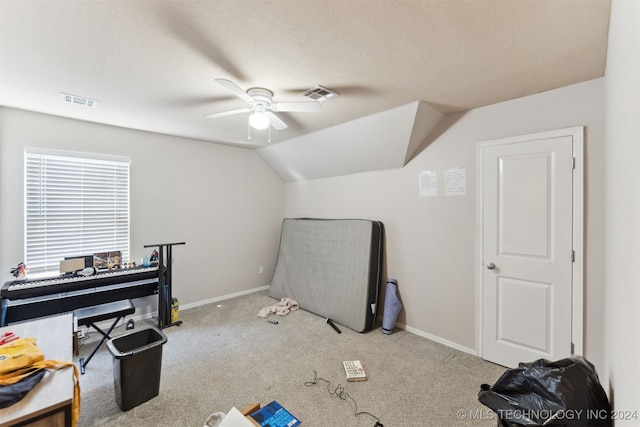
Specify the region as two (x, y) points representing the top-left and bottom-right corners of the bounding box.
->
(304, 370), (383, 427)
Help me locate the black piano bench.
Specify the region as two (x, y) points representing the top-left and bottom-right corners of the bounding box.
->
(74, 299), (135, 374)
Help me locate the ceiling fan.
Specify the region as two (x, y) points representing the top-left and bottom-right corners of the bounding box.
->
(205, 78), (321, 131)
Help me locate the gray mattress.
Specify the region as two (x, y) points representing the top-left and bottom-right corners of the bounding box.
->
(268, 218), (384, 332)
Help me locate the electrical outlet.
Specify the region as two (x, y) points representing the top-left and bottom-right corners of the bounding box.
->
(259, 266), (264, 274)
(77, 329), (85, 339)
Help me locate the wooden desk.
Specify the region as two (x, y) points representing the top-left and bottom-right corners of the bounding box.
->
(0, 314), (74, 427)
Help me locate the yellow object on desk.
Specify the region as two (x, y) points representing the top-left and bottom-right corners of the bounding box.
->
(0, 314), (79, 427)
(0, 337), (44, 376)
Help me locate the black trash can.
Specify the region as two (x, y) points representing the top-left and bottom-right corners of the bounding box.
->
(107, 326), (168, 411)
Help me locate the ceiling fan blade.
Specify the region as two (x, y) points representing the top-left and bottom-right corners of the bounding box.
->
(205, 107), (252, 119)
(154, 5), (246, 81)
(265, 112), (288, 130)
(271, 101), (321, 113)
(215, 78), (255, 104)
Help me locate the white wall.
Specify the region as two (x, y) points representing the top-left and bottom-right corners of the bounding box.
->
(284, 78), (606, 371)
(603, 0), (640, 417)
(0, 67), (614, 395)
(0, 108), (285, 313)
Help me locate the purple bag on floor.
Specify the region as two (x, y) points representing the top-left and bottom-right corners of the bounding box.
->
(382, 278), (402, 334)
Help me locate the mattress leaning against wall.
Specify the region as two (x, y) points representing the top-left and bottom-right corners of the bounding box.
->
(268, 218), (384, 332)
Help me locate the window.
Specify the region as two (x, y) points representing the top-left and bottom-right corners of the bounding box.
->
(25, 150), (130, 275)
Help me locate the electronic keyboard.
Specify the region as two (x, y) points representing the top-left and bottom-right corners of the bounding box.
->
(1, 266), (161, 325)
(1, 266), (159, 299)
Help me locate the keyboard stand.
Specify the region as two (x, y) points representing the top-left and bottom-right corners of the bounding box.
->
(75, 299), (135, 374)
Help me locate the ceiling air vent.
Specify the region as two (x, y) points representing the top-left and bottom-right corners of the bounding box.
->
(60, 93), (98, 108)
(302, 85), (339, 103)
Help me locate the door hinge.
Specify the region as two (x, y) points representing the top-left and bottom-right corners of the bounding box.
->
(572, 250), (575, 262)
(572, 157), (576, 170)
(571, 342), (575, 354)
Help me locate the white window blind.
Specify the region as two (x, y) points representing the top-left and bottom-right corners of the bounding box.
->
(25, 151), (130, 275)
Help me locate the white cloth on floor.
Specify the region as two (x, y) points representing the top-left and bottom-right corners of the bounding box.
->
(257, 297), (299, 318)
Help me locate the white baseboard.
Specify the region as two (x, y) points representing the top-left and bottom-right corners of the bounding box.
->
(397, 322), (478, 356)
(81, 285), (270, 332)
(179, 285), (270, 311)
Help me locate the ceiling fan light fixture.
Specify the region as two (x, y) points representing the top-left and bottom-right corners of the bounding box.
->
(249, 111), (270, 130)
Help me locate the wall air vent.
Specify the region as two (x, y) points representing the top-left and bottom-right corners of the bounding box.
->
(302, 85), (339, 103)
(60, 93), (98, 108)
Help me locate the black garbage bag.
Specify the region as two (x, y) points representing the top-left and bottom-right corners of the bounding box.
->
(478, 356), (611, 427)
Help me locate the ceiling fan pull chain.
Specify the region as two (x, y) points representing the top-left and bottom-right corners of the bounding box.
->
(248, 122), (251, 140)
(268, 125), (271, 143)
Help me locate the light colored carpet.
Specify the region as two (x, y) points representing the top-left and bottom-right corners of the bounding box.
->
(74, 290), (506, 426)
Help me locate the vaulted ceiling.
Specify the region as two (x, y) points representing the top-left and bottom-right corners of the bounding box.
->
(0, 0), (610, 146)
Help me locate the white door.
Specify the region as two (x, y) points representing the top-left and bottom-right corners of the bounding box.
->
(479, 128), (582, 368)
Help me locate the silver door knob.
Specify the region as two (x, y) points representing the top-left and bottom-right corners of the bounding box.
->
(486, 262), (496, 270)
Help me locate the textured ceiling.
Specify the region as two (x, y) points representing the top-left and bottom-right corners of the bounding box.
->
(0, 0), (611, 149)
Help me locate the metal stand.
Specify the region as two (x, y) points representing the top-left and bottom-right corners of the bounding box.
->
(75, 299), (135, 374)
(143, 241), (185, 329)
